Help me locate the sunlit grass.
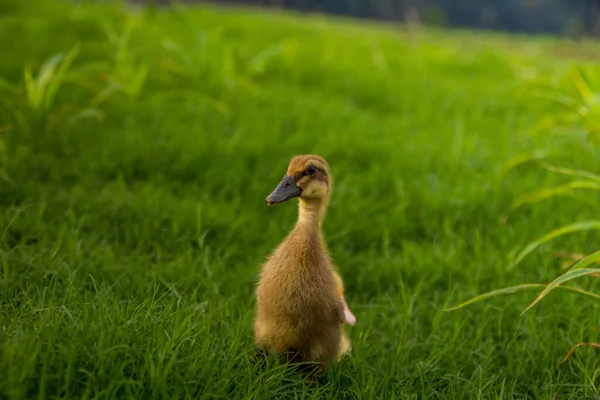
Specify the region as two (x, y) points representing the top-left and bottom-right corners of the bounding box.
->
(2, 0), (600, 398)
(448, 157), (600, 366)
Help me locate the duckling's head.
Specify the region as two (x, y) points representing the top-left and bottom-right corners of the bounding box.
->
(266, 155), (330, 206)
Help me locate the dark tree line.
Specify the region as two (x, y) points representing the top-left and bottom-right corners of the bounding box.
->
(206, 0), (600, 36)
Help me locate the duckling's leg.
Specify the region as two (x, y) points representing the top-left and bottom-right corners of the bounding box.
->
(253, 317), (278, 363)
(308, 324), (341, 377)
(253, 319), (267, 349)
(253, 347), (266, 364)
(304, 372), (321, 388)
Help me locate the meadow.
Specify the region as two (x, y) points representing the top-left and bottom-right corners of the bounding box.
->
(2, 0), (600, 398)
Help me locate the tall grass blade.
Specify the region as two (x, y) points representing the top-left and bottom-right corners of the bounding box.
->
(540, 162), (600, 182)
(569, 65), (594, 104)
(43, 44), (80, 112)
(33, 53), (66, 110)
(443, 283), (600, 312)
(521, 268), (600, 314)
(508, 221), (600, 270)
(22, 44), (80, 117)
(0, 127), (6, 182)
(565, 249), (600, 272)
(128, 64), (148, 99)
(89, 83), (122, 108)
(500, 150), (552, 176)
(560, 342), (600, 364)
(23, 66), (38, 110)
(511, 181), (600, 210)
(0, 79), (20, 96)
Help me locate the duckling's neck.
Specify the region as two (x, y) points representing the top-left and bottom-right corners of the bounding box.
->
(297, 198), (328, 226)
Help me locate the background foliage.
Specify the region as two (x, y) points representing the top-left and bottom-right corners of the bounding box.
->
(208, 0), (600, 36)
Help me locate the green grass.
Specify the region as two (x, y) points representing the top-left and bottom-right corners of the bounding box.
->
(2, 0), (600, 398)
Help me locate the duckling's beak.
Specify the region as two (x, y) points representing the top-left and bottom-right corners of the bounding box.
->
(266, 175), (302, 205)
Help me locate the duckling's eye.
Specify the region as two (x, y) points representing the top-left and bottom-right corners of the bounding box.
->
(306, 166), (317, 175)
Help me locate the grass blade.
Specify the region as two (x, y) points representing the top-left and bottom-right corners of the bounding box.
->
(555, 250), (600, 269)
(500, 150), (552, 177)
(511, 181), (600, 210)
(36, 53), (65, 98)
(24, 66), (38, 110)
(565, 249), (600, 272)
(44, 44), (80, 112)
(443, 283), (600, 312)
(569, 65), (594, 104)
(508, 221), (600, 270)
(560, 342), (600, 364)
(522, 268), (600, 314)
(540, 162), (600, 183)
(0, 78), (20, 96)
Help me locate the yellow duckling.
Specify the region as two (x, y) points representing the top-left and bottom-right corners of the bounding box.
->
(254, 154), (355, 378)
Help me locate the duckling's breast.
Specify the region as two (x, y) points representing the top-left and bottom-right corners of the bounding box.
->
(256, 234), (342, 333)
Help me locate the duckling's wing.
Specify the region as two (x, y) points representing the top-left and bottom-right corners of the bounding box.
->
(336, 331), (352, 360)
(332, 269), (344, 296)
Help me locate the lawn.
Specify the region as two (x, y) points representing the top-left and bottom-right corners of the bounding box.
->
(2, 0), (600, 398)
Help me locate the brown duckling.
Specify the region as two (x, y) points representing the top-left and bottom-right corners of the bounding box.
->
(254, 154), (355, 377)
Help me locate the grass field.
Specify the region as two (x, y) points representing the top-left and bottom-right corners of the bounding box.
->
(2, 0), (600, 398)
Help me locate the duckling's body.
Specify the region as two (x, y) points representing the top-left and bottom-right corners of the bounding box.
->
(254, 217), (343, 366)
(254, 155), (354, 375)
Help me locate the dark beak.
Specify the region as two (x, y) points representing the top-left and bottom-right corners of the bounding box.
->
(266, 175), (302, 205)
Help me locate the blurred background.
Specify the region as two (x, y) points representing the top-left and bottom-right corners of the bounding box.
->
(136, 0), (600, 36)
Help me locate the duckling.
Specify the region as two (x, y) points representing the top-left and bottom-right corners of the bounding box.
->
(254, 154), (355, 377)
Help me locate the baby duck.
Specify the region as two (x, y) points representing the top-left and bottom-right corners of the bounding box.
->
(254, 154), (355, 377)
